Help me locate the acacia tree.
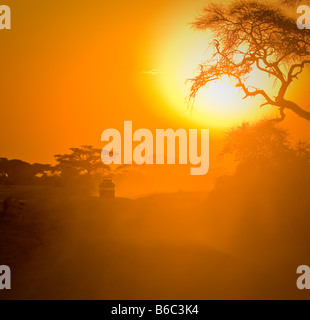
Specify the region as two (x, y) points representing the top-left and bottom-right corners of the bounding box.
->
(54, 145), (110, 177)
(189, 1), (310, 121)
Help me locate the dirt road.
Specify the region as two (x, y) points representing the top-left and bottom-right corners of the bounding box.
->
(0, 187), (303, 299)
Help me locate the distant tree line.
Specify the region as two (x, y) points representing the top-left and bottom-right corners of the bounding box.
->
(0, 145), (111, 186)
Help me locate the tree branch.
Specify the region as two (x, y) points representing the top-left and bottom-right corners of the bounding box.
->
(189, 1), (310, 122)
(288, 60), (310, 83)
(235, 77), (276, 105)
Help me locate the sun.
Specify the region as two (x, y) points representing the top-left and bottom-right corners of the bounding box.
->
(148, 6), (276, 128)
(207, 80), (239, 107)
(193, 76), (245, 117)
(184, 78), (260, 127)
(153, 30), (264, 127)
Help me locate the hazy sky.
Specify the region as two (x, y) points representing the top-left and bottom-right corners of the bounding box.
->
(1, 0), (309, 164)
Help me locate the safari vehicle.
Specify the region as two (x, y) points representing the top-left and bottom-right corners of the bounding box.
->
(99, 179), (115, 199)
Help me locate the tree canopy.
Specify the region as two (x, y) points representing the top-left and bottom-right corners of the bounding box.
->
(221, 120), (310, 169)
(189, 1), (310, 121)
(54, 145), (110, 177)
(0, 158), (52, 184)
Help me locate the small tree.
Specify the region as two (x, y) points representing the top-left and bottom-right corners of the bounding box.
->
(189, 1), (310, 121)
(54, 145), (110, 179)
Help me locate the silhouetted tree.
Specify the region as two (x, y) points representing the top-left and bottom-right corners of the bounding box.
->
(0, 158), (52, 185)
(222, 121), (296, 168)
(204, 121), (310, 265)
(189, 1), (310, 121)
(54, 145), (110, 181)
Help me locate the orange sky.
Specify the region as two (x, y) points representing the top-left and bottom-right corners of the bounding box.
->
(1, 0), (310, 164)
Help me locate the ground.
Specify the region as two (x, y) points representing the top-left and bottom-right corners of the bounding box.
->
(0, 186), (307, 299)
